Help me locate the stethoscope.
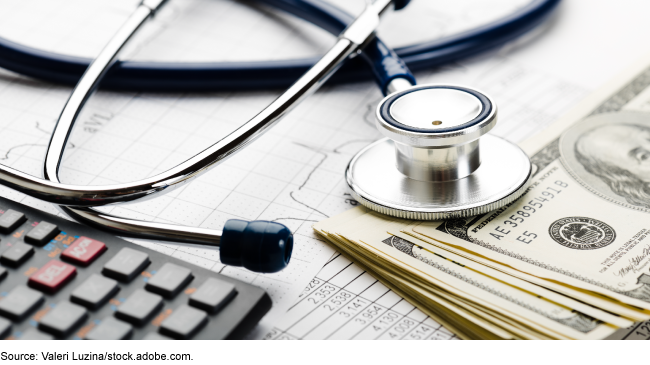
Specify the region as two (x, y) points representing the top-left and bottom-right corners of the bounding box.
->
(0, 0), (559, 273)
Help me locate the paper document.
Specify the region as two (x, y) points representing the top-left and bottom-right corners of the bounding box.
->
(263, 253), (459, 340)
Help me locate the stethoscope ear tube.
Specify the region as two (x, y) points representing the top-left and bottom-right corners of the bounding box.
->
(360, 38), (416, 96)
(0, 0), (560, 91)
(28, 0), (399, 274)
(62, 207), (293, 273)
(0, 0), (558, 273)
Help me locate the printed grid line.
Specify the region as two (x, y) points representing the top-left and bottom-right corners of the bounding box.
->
(266, 254), (458, 340)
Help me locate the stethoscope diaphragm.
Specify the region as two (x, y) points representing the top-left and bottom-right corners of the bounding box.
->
(346, 84), (532, 220)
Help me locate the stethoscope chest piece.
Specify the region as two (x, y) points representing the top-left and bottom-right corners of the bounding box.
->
(346, 84), (532, 220)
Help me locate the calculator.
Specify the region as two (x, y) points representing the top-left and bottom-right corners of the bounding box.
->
(0, 196), (271, 340)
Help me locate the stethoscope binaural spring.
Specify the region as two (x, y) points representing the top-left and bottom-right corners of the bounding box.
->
(0, 0), (559, 272)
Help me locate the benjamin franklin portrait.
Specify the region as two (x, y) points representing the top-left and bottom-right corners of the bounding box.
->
(560, 111), (650, 212)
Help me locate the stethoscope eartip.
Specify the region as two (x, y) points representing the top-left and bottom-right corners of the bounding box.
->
(220, 219), (293, 273)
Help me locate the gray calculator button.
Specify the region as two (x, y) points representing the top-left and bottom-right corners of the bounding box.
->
(102, 248), (150, 282)
(145, 263), (193, 298)
(38, 301), (88, 337)
(70, 274), (119, 310)
(142, 332), (173, 340)
(85, 317), (132, 340)
(24, 221), (59, 246)
(0, 286), (44, 321)
(0, 209), (26, 233)
(159, 305), (208, 340)
(0, 242), (34, 267)
(0, 317), (11, 339)
(115, 289), (163, 326)
(20, 328), (53, 340)
(189, 278), (237, 314)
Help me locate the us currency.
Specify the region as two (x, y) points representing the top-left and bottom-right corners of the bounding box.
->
(313, 209), (498, 340)
(315, 208), (625, 340)
(402, 53), (650, 316)
(315, 211), (537, 340)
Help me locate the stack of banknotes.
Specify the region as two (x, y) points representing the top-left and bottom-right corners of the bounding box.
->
(314, 54), (650, 340)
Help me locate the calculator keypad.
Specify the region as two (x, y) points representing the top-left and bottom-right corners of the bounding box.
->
(25, 221), (59, 246)
(160, 305), (208, 340)
(0, 210), (26, 233)
(61, 236), (106, 266)
(28, 260), (76, 293)
(85, 317), (133, 340)
(0, 286), (44, 321)
(70, 274), (119, 310)
(189, 278), (237, 314)
(1, 242), (34, 267)
(116, 289), (163, 326)
(38, 301), (88, 337)
(102, 248), (150, 282)
(0, 203), (271, 340)
(146, 263), (193, 298)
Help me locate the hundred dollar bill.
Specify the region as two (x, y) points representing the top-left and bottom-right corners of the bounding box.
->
(314, 209), (504, 340)
(408, 53), (650, 311)
(317, 221), (537, 339)
(315, 209), (623, 340)
(403, 221), (650, 321)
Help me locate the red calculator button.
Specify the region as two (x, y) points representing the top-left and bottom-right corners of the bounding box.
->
(61, 237), (106, 266)
(29, 260), (76, 293)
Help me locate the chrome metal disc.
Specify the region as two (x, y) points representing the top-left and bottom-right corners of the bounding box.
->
(346, 135), (532, 220)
